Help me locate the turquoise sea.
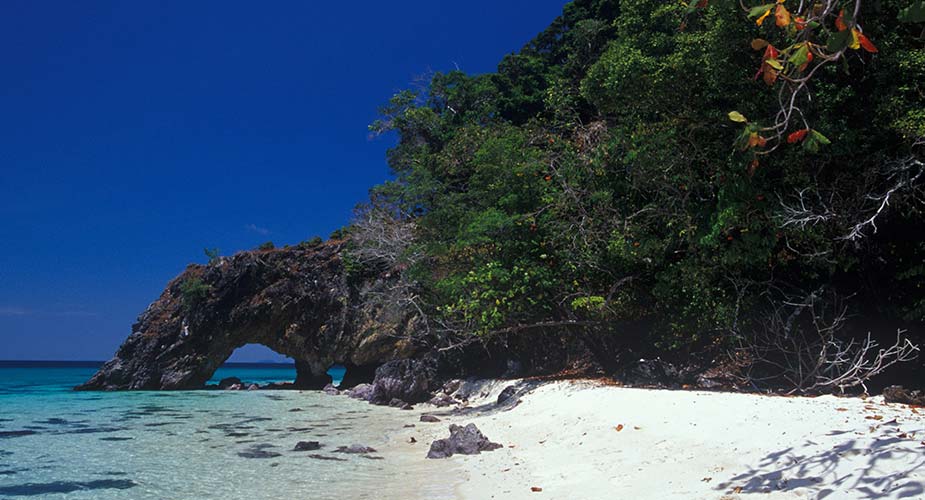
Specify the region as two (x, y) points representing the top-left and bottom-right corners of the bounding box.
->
(0, 362), (454, 499)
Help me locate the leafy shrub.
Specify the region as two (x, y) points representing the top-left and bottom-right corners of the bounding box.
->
(179, 277), (211, 312)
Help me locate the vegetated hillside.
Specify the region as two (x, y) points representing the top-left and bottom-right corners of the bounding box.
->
(350, 0), (925, 392)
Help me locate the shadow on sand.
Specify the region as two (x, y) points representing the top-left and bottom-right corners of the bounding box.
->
(717, 418), (925, 499)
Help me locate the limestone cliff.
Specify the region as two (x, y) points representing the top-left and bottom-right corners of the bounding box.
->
(77, 241), (419, 390)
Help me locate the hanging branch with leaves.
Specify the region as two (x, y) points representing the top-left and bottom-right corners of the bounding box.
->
(725, 0), (882, 168)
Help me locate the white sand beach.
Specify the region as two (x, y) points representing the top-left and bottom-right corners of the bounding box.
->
(395, 380), (925, 499)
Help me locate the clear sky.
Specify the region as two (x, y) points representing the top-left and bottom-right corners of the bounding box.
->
(0, 0), (568, 362)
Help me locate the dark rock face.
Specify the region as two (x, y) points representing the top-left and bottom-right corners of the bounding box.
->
(883, 385), (925, 406)
(76, 242), (421, 391)
(426, 424), (502, 459)
(621, 358), (680, 387)
(369, 358), (437, 405)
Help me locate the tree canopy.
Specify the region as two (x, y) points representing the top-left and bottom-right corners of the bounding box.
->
(356, 0), (924, 391)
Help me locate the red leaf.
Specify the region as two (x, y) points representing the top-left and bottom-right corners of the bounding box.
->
(696, 0), (708, 7)
(764, 45), (780, 60)
(787, 129), (809, 143)
(835, 10), (848, 31)
(857, 32), (878, 53)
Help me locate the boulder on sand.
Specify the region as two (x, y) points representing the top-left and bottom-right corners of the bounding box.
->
(426, 424), (502, 459)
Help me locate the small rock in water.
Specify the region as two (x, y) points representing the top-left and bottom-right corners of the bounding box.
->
(293, 441), (322, 451)
(0, 431), (38, 439)
(322, 384), (340, 396)
(246, 384), (259, 391)
(333, 444), (377, 454)
(218, 377), (243, 390)
(238, 449), (282, 459)
(426, 424), (502, 459)
(420, 415), (441, 423)
(307, 454), (347, 462)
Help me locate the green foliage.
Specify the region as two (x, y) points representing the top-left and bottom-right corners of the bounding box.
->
(299, 236), (324, 248)
(256, 241), (275, 251)
(204, 248), (221, 265)
(329, 226), (351, 240)
(179, 277), (211, 313)
(362, 0), (923, 350)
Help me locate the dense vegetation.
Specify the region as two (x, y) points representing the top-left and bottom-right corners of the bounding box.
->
(351, 0), (924, 392)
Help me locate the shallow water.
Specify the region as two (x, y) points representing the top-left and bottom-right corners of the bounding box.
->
(0, 363), (455, 499)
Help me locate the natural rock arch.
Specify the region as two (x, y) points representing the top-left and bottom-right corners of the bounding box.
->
(77, 242), (418, 390)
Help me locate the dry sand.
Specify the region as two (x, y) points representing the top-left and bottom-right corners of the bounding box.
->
(392, 380), (925, 499)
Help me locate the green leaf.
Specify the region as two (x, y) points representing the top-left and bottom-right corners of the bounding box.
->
(810, 129), (831, 145)
(748, 3), (775, 17)
(789, 45), (810, 68)
(766, 59), (784, 70)
(827, 30), (853, 52)
(899, 1), (925, 22)
(803, 130), (831, 153)
(728, 111), (748, 123)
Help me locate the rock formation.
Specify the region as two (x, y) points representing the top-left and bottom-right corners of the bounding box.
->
(426, 423), (502, 459)
(77, 241), (419, 390)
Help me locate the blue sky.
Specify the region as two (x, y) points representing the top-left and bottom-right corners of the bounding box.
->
(0, 1), (568, 361)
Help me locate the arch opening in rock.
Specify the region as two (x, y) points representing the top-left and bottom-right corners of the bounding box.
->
(76, 242), (420, 391)
(209, 344), (297, 388)
(327, 364), (346, 387)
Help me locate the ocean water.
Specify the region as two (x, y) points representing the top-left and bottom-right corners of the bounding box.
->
(0, 362), (455, 499)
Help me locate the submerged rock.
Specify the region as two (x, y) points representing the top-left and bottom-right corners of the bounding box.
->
(0, 431), (38, 439)
(307, 454), (346, 462)
(426, 424), (502, 459)
(293, 441), (322, 451)
(334, 445), (376, 454)
(419, 415), (441, 423)
(237, 449), (282, 459)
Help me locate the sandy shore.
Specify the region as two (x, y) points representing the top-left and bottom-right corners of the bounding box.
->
(389, 380), (925, 499)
